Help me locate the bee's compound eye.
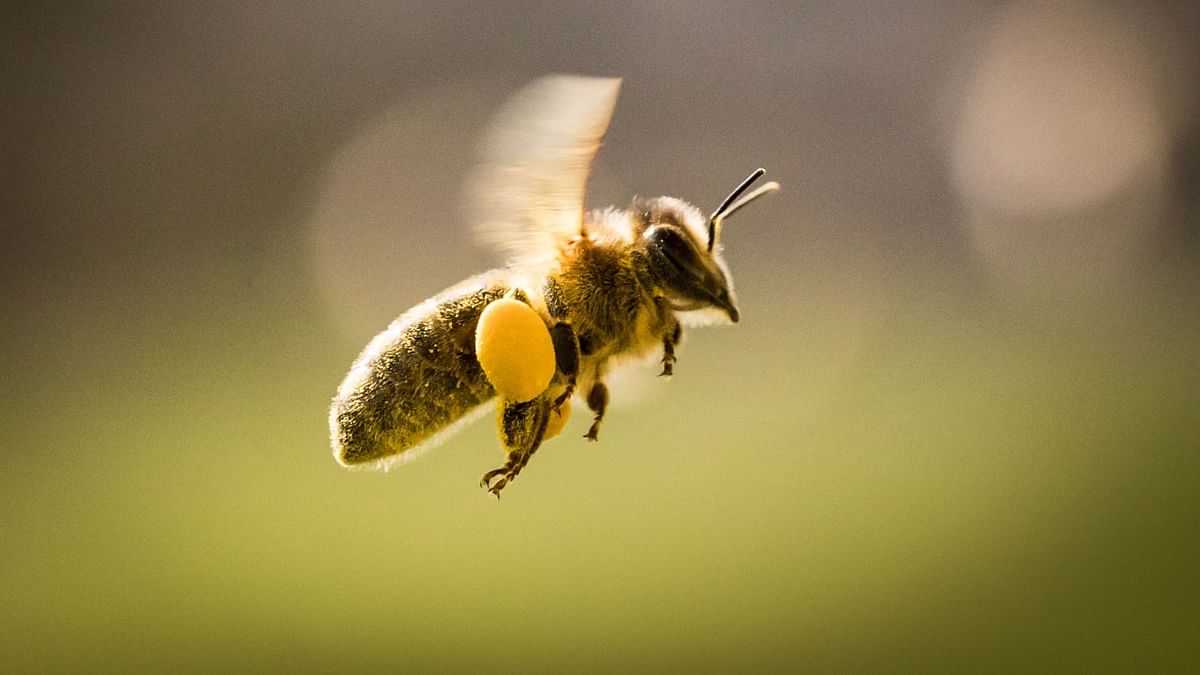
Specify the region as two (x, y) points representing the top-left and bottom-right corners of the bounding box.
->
(543, 397), (571, 441)
(475, 298), (555, 402)
(646, 225), (705, 281)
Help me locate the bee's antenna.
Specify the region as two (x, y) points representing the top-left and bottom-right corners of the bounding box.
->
(708, 168), (780, 251)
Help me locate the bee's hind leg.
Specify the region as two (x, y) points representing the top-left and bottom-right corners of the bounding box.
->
(480, 396), (552, 497)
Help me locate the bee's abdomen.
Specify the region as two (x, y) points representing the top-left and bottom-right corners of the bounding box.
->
(331, 277), (508, 467)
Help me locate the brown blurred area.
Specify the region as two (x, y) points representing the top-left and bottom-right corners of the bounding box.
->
(3, 2), (1198, 313)
(3, 2), (1199, 672)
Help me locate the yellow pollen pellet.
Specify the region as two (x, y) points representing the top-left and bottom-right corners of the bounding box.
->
(475, 298), (555, 403)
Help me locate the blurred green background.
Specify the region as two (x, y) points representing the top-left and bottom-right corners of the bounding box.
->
(3, 1), (1198, 672)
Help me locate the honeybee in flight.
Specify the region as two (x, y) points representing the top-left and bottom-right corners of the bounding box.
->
(330, 76), (778, 496)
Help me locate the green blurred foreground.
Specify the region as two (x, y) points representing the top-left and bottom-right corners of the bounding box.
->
(3, 254), (1197, 671)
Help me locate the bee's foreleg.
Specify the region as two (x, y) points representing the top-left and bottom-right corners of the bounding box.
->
(659, 319), (682, 377)
(549, 322), (580, 411)
(583, 381), (608, 441)
(480, 395), (552, 497)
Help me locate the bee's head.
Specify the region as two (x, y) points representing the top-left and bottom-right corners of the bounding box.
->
(635, 169), (778, 324)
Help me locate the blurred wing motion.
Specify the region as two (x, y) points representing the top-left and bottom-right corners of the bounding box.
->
(468, 75), (622, 267)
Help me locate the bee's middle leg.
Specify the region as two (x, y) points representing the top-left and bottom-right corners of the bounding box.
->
(544, 279), (581, 413)
(480, 396), (551, 497)
(549, 322), (580, 412)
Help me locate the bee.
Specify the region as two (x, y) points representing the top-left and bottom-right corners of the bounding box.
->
(329, 76), (778, 496)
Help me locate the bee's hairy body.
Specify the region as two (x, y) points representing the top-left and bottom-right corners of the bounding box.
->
(329, 75), (777, 496)
(333, 209), (684, 470)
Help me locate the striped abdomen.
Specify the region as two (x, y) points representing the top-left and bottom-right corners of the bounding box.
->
(331, 274), (510, 468)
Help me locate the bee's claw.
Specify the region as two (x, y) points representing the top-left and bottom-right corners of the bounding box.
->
(488, 477), (508, 497)
(480, 468), (506, 490)
(480, 453), (529, 496)
(481, 473), (510, 497)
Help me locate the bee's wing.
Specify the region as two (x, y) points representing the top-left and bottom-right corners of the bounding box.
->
(468, 75), (622, 267)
